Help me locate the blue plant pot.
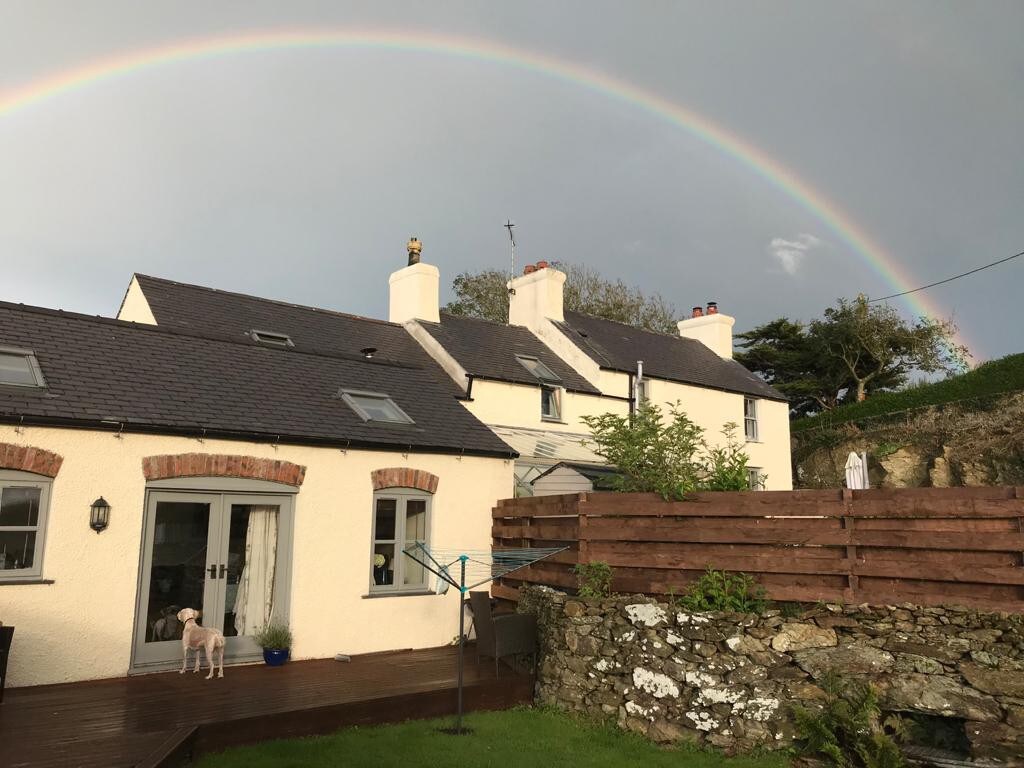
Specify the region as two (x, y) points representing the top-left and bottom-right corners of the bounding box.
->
(263, 648), (290, 666)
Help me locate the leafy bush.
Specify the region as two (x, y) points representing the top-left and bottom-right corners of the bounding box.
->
(254, 620), (293, 650)
(792, 671), (905, 768)
(573, 562), (613, 598)
(582, 402), (752, 500)
(676, 568), (768, 613)
(793, 352), (1024, 432)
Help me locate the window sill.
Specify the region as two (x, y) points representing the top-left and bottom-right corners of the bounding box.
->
(541, 417), (567, 425)
(362, 589), (435, 599)
(0, 578), (55, 586)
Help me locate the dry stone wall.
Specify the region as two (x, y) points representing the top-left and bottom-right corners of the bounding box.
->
(518, 586), (1024, 764)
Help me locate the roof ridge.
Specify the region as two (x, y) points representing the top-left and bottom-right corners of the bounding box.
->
(0, 300), (423, 372)
(436, 310), (517, 329)
(564, 309), (683, 339)
(134, 273), (403, 330)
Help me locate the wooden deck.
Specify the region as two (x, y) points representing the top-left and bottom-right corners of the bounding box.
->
(0, 645), (534, 768)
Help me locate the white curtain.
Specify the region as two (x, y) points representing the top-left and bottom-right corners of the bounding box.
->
(233, 506), (279, 636)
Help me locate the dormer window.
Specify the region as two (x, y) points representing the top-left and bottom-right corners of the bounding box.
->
(341, 390), (415, 424)
(0, 346), (45, 388)
(515, 355), (560, 384)
(249, 329), (294, 347)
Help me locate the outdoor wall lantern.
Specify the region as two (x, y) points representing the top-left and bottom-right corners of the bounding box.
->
(89, 497), (110, 533)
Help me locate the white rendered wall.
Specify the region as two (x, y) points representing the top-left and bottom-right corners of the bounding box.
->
(116, 276), (157, 325)
(0, 425), (511, 687)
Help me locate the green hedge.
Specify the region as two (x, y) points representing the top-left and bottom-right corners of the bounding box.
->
(792, 353), (1024, 432)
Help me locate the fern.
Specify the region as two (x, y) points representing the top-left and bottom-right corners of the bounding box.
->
(792, 671), (905, 768)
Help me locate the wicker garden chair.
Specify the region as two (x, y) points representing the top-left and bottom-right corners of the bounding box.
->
(467, 591), (536, 677)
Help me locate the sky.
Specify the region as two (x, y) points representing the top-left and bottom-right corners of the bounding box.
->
(1, 1), (1022, 362)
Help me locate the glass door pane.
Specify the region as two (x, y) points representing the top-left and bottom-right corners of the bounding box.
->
(134, 495), (220, 667)
(222, 502), (280, 640)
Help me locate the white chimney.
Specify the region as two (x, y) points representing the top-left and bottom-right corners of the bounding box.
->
(507, 261), (565, 330)
(677, 302), (735, 358)
(388, 237), (440, 324)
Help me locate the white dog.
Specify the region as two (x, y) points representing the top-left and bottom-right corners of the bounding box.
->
(177, 607), (225, 679)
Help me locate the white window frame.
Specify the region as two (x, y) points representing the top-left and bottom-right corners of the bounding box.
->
(744, 397), (759, 442)
(541, 384), (563, 422)
(341, 389), (415, 425)
(636, 378), (651, 406)
(369, 489), (432, 594)
(747, 467), (765, 491)
(0, 470), (53, 581)
(0, 345), (46, 388)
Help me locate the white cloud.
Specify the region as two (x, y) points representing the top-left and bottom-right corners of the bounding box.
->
(768, 233), (822, 275)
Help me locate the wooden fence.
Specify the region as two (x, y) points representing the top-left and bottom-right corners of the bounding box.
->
(491, 487), (1024, 612)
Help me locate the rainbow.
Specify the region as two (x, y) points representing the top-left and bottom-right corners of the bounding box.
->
(0, 28), (973, 353)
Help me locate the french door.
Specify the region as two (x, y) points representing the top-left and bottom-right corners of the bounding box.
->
(132, 491), (292, 669)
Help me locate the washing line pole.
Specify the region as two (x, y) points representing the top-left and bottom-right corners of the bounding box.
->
(457, 554), (467, 733)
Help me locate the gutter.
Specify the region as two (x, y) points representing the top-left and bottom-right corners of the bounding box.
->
(0, 414), (519, 461)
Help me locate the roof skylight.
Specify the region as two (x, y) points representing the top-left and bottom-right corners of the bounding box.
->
(249, 329), (294, 347)
(340, 390), (415, 424)
(0, 347), (45, 388)
(515, 355), (561, 384)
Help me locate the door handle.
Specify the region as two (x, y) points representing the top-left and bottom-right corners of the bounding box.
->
(219, 564), (228, 580)
(207, 564), (218, 579)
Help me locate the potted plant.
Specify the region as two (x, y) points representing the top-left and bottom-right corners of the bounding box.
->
(254, 620), (292, 667)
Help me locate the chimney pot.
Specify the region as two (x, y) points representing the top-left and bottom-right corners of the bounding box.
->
(406, 237), (422, 266)
(535, 260), (549, 269)
(691, 306), (704, 318)
(706, 301), (718, 315)
(523, 264), (536, 275)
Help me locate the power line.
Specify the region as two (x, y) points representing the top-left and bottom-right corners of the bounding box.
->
(868, 248), (1024, 303)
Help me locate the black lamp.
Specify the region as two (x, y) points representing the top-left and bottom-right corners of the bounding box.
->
(90, 497), (110, 533)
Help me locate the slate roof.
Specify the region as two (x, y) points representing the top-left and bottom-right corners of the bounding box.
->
(130, 274), (459, 390)
(557, 310), (785, 401)
(417, 313), (600, 394)
(0, 302), (515, 457)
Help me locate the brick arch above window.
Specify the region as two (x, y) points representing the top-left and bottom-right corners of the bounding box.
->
(142, 454), (306, 487)
(0, 442), (63, 477)
(371, 468), (439, 494)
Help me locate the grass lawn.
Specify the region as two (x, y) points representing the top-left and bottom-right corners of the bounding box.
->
(196, 708), (790, 768)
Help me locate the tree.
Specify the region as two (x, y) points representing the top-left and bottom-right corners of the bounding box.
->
(735, 318), (901, 416)
(443, 263), (679, 333)
(581, 402), (752, 499)
(813, 295), (968, 403)
(736, 297), (969, 414)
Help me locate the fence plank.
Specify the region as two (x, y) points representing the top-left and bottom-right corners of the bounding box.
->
(492, 488), (1024, 612)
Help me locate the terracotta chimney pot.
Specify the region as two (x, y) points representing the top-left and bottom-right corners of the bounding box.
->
(523, 264), (536, 275)
(706, 301), (718, 315)
(691, 306), (704, 318)
(535, 260), (549, 269)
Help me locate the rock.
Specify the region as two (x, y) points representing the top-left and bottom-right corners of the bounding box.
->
(564, 600), (586, 618)
(965, 721), (1024, 766)
(814, 614), (861, 629)
(793, 644), (894, 678)
(632, 667), (680, 699)
(886, 640), (964, 663)
(893, 653), (945, 675)
(960, 662), (1024, 697)
(729, 664), (769, 685)
(648, 717), (697, 743)
(771, 623), (838, 653)
(725, 634), (767, 655)
(879, 674), (1002, 722)
(625, 603), (668, 628)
